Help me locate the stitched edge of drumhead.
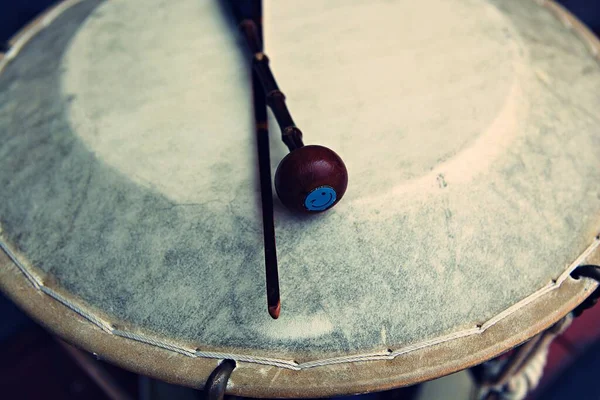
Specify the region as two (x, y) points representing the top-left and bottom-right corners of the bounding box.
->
(1, 234), (599, 371)
(1, 238), (597, 396)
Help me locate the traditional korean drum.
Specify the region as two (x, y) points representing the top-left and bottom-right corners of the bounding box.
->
(0, 0), (599, 397)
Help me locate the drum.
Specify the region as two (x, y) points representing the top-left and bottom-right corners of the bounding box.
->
(1, 0), (599, 397)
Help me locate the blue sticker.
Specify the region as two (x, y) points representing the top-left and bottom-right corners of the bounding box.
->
(304, 186), (337, 212)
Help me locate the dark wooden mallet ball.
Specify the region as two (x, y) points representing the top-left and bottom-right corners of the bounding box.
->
(274, 145), (348, 213)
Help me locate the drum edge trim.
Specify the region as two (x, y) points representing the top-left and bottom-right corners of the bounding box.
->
(1, 235), (598, 370)
(536, 0), (600, 62)
(0, 0), (82, 74)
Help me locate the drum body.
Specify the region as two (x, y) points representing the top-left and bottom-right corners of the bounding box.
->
(0, 0), (599, 396)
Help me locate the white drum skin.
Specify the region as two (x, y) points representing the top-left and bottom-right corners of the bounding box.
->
(0, 0), (599, 396)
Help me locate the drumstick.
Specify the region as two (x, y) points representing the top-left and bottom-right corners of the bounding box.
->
(254, 15), (281, 320)
(226, 1), (347, 319)
(237, 19), (349, 214)
(234, 0), (280, 319)
(237, 20), (303, 152)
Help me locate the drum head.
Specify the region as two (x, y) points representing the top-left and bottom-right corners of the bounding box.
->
(0, 0), (599, 396)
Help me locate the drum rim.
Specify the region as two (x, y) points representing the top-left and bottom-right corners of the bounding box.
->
(2, 246), (598, 397)
(1, 0), (599, 396)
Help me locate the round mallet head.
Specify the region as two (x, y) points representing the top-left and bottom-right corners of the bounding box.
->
(274, 145), (348, 213)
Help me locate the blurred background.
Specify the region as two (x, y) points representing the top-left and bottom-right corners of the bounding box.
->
(1, 1), (600, 399)
(1, 0), (599, 45)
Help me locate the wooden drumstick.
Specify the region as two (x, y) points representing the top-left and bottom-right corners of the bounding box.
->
(240, 1), (280, 319)
(238, 20), (349, 213)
